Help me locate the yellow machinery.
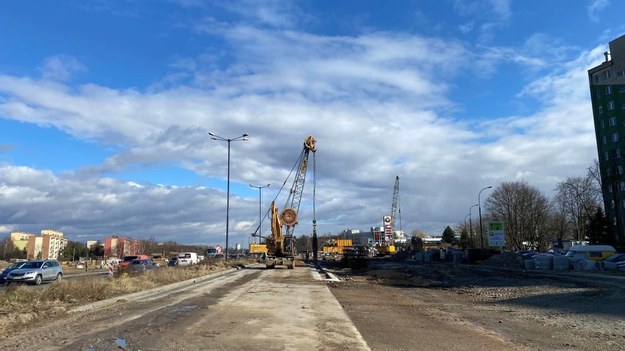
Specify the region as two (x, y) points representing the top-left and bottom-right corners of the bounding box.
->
(264, 136), (317, 269)
(249, 243), (267, 255)
(322, 239), (353, 254)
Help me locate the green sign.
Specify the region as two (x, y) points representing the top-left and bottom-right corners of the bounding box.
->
(487, 221), (505, 247)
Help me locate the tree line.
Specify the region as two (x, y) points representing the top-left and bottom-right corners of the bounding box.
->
(450, 161), (609, 252)
(0, 236), (213, 261)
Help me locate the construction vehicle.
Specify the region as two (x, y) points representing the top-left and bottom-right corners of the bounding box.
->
(377, 176), (400, 255)
(262, 135), (317, 269)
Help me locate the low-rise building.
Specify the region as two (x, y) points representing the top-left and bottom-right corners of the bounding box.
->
(10, 231), (34, 251)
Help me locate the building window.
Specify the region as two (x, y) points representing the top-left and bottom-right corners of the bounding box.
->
(599, 105), (604, 114)
(603, 135), (607, 144)
(597, 90), (602, 98)
(620, 86), (625, 93)
(612, 132), (619, 142)
(618, 70), (625, 77)
(601, 120), (605, 129)
(621, 103), (625, 110)
(608, 101), (616, 110)
(604, 70), (612, 80)
(607, 167), (612, 176)
(610, 117), (617, 126)
(605, 151), (610, 160)
(619, 165), (623, 175)
(620, 182), (625, 191)
(606, 85), (613, 94)
(611, 200), (615, 209)
(618, 148), (622, 158)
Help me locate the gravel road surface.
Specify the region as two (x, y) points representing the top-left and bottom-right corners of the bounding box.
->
(1, 259), (624, 351)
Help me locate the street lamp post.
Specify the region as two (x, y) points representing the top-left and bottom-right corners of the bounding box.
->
(478, 186), (493, 249)
(469, 204), (478, 248)
(210, 132), (249, 262)
(249, 183), (270, 242)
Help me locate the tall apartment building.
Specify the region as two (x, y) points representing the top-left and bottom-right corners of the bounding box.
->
(588, 34), (625, 248)
(26, 230), (68, 260)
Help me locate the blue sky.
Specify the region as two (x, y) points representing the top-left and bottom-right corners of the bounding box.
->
(0, 0), (623, 246)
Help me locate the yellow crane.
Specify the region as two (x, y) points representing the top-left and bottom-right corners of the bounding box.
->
(263, 136), (316, 269)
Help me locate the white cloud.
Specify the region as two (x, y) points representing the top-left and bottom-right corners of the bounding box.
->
(588, 0), (610, 22)
(38, 55), (87, 82)
(0, 14), (606, 242)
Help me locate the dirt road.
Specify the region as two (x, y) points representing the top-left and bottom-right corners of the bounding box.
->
(327, 259), (625, 351)
(1, 260), (624, 351)
(0, 265), (368, 351)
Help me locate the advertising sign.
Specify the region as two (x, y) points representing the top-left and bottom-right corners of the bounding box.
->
(488, 221), (505, 247)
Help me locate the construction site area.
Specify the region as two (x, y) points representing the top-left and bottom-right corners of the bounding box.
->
(321, 252), (625, 351)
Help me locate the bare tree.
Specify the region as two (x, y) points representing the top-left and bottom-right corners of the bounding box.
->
(553, 176), (600, 242)
(483, 181), (554, 251)
(587, 159), (602, 192)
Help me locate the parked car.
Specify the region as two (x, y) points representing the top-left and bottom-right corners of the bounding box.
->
(516, 250), (537, 260)
(118, 255), (150, 272)
(598, 253), (625, 271)
(6, 259), (63, 285)
(176, 252), (199, 265)
(128, 259), (159, 273)
(0, 261), (28, 284)
(167, 257), (179, 266)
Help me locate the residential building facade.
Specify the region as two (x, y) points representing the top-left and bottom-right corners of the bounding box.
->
(26, 230), (68, 260)
(588, 34), (625, 249)
(10, 231), (34, 251)
(104, 236), (141, 258)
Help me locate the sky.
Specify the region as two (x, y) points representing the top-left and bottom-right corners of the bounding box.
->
(0, 0), (624, 247)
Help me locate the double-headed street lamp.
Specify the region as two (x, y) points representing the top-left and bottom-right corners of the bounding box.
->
(249, 183), (270, 242)
(210, 132), (248, 262)
(478, 186), (493, 249)
(469, 203), (478, 247)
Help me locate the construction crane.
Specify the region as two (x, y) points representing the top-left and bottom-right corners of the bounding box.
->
(264, 135), (317, 269)
(391, 176), (400, 228)
(378, 176), (400, 255)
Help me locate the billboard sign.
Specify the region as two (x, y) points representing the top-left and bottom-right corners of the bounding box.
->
(488, 221), (505, 247)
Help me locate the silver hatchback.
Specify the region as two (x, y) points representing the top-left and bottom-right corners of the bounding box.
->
(6, 259), (64, 285)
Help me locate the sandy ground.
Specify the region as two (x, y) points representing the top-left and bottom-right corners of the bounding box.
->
(0, 258), (624, 351)
(326, 258), (625, 351)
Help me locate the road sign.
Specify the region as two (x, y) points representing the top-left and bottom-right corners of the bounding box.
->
(488, 221), (505, 247)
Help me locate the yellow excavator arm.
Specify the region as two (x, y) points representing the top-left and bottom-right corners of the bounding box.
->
(268, 201), (284, 256)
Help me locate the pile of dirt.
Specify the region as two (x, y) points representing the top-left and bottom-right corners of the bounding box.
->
(478, 252), (523, 268)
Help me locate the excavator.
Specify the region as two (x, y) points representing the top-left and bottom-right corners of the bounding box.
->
(262, 135), (317, 269)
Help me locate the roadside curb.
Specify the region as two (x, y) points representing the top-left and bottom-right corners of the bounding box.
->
(312, 262), (340, 282)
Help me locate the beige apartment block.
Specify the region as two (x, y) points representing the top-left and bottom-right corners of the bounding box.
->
(10, 231), (34, 251)
(26, 230), (68, 260)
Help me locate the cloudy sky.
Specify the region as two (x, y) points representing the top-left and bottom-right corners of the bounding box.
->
(0, 0), (623, 247)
